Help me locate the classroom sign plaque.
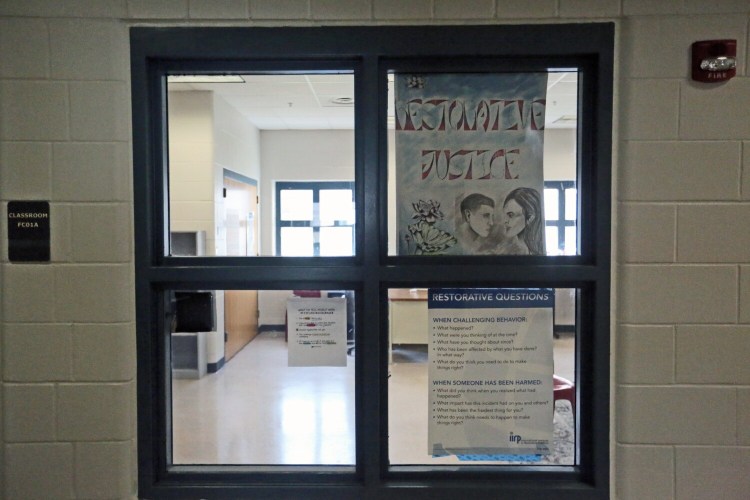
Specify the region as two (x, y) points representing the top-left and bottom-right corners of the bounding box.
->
(7, 201), (50, 262)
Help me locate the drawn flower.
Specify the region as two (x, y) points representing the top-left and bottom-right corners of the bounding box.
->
(405, 199), (455, 254)
(407, 75), (425, 89)
(407, 221), (457, 255)
(411, 199), (444, 224)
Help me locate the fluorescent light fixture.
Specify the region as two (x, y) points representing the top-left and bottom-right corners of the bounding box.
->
(167, 75), (245, 83)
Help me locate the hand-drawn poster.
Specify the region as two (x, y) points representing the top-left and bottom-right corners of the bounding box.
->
(428, 288), (554, 457)
(395, 73), (548, 256)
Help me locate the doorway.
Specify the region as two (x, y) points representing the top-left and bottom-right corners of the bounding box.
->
(223, 173), (259, 361)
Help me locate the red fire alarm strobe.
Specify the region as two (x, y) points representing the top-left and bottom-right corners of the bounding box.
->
(691, 39), (737, 82)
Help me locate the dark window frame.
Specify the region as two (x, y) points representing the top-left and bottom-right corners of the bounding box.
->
(131, 24), (613, 499)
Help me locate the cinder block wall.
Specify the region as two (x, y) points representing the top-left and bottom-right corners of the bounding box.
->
(1, 1), (749, 498)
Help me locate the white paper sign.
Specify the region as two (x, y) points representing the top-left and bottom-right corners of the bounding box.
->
(428, 288), (554, 457)
(287, 297), (347, 367)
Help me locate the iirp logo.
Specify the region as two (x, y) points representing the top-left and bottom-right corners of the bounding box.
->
(509, 431), (522, 444)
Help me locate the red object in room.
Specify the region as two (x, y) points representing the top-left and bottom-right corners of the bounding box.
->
(553, 374), (575, 413)
(691, 39), (736, 83)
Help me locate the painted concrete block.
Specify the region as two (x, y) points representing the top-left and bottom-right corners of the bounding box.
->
(57, 383), (132, 440)
(0, 142), (52, 199)
(0, 18), (49, 78)
(312, 0), (371, 20)
(619, 265), (737, 323)
(676, 326), (750, 384)
(374, 0), (431, 20)
(69, 82), (129, 141)
(496, 0), (556, 18)
(0, 81), (68, 141)
(3, 324), (72, 382)
(675, 447), (750, 500)
(251, 0), (309, 19)
(2, 266), (56, 322)
(189, 0), (249, 18)
(4, 443), (74, 499)
(619, 203), (676, 262)
(50, 19), (126, 80)
(73, 323), (135, 382)
(677, 205), (750, 262)
(618, 386), (736, 444)
(620, 80), (679, 141)
(617, 325), (674, 384)
(74, 441), (133, 498)
(616, 445), (674, 500)
(55, 265), (133, 322)
(52, 142), (131, 202)
(3, 384), (56, 442)
(435, 0), (494, 18)
(620, 141), (741, 201)
(559, 0), (619, 17)
(70, 203), (131, 262)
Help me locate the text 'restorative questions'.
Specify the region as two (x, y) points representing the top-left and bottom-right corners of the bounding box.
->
(428, 289), (554, 457)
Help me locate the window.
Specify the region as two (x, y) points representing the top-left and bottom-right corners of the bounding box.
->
(132, 24), (613, 498)
(276, 181), (355, 256)
(544, 181), (577, 255)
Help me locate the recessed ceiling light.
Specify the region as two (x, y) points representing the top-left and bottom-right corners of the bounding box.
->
(331, 97), (354, 105)
(167, 75), (246, 83)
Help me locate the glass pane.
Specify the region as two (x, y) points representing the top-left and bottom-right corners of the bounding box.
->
(319, 226), (353, 256)
(166, 73), (354, 257)
(320, 189), (355, 226)
(170, 289), (356, 465)
(565, 188), (577, 221)
(280, 227), (313, 256)
(280, 190), (313, 221)
(388, 287), (576, 466)
(387, 70), (578, 256)
(545, 226), (559, 255)
(544, 189), (559, 220)
(564, 227), (577, 255)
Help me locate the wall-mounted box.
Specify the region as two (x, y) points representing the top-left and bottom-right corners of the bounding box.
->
(170, 230), (206, 256)
(171, 331), (208, 379)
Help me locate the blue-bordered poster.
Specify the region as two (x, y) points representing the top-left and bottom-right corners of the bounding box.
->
(395, 73), (548, 256)
(428, 288), (554, 457)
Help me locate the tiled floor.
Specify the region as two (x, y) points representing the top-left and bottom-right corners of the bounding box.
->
(172, 330), (574, 465)
(172, 329), (355, 465)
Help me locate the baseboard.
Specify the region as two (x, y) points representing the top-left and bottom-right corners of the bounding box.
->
(207, 357), (225, 373)
(259, 324), (285, 333)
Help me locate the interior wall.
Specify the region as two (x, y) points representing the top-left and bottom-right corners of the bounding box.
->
(1, 2), (750, 499)
(543, 128), (576, 180)
(259, 129), (355, 256)
(212, 93), (261, 254)
(258, 129), (355, 325)
(167, 91), (263, 365)
(167, 91), (216, 252)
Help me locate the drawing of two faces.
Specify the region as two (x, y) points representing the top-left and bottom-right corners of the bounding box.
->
(460, 188), (544, 256)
